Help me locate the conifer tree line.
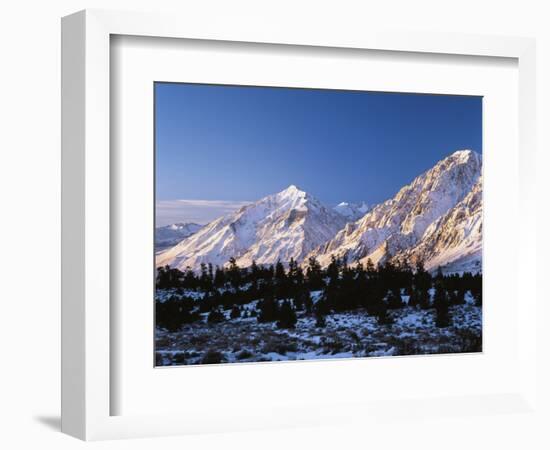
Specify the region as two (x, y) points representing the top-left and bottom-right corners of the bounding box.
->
(156, 256), (482, 332)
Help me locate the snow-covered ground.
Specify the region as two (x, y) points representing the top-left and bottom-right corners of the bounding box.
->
(155, 298), (482, 366)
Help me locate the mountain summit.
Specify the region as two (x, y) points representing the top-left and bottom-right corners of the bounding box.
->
(155, 185), (347, 271)
(305, 149), (482, 273)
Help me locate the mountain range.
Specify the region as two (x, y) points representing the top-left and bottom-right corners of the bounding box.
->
(156, 149), (482, 274)
(155, 222), (203, 252)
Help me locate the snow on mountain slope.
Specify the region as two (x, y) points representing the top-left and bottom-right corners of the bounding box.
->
(394, 175), (482, 274)
(333, 201), (370, 221)
(156, 185), (348, 271)
(306, 150), (482, 272)
(155, 222), (203, 251)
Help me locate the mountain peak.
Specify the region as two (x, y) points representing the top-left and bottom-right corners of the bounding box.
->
(278, 184), (307, 199)
(306, 148), (482, 272)
(156, 184), (346, 270)
(447, 149), (480, 164)
(282, 184), (301, 193)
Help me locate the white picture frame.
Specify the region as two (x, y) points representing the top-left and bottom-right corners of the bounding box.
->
(61, 9), (538, 441)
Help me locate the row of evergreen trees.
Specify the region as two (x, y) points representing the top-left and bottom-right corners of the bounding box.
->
(156, 256), (481, 332)
(157, 256), (481, 299)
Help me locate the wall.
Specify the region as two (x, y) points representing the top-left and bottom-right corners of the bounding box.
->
(0, 1), (548, 449)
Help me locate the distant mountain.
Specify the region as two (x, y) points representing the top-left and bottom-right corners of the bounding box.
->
(333, 201), (370, 221)
(156, 185), (348, 271)
(305, 150), (482, 273)
(155, 223), (203, 252)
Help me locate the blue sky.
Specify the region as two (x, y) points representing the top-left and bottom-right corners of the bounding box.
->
(155, 83), (481, 225)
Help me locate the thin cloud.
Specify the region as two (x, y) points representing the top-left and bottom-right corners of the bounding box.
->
(156, 199), (251, 227)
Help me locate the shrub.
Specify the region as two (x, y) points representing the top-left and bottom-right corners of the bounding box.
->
(236, 349), (254, 360)
(391, 339), (421, 356)
(261, 339), (298, 355)
(201, 350), (225, 364)
(456, 329), (482, 353)
(348, 331), (360, 342)
(156, 297), (201, 332)
(172, 352), (186, 364)
(230, 305), (241, 319)
(207, 308), (225, 324)
(324, 339), (345, 355)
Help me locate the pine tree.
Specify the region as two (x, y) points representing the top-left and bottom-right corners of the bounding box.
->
(288, 258), (298, 282)
(449, 289), (465, 306)
(250, 260), (260, 282)
(199, 263), (212, 291)
(315, 309), (326, 328)
(324, 277), (340, 311)
(257, 294), (279, 323)
(418, 288), (431, 310)
(293, 289), (310, 311)
(376, 299), (394, 325)
(471, 274), (482, 307)
(414, 260), (432, 292)
(315, 298), (330, 316)
(156, 265), (186, 289)
(275, 260), (286, 283)
(213, 265), (226, 288)
(387, 286), (403, 309)
(208, 263), (214, 283)
(277, 300), (297, 329)
(274, 260), (288, 299)
(408, 289), (420, 308)
(227, 257), (241, 289)
(305, 256), (324, 290)
(433, 282), (450, 327)
(327, 255), (340, 283)
(304, 292), (314, 314)
(182, 267), (199, 289)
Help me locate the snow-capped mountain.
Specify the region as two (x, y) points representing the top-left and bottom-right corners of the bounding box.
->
(333, 201), (370, 221)
(155, 222), (203, 252)
(156, 185), (348, 271)
(305, 150), (482, 273)
(394, 175), (482, 274)
(156, 150), (482, 274)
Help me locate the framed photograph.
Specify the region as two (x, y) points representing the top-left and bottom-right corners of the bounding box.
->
(153, 82), (483, 367)
(62, 9), (538, 441)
